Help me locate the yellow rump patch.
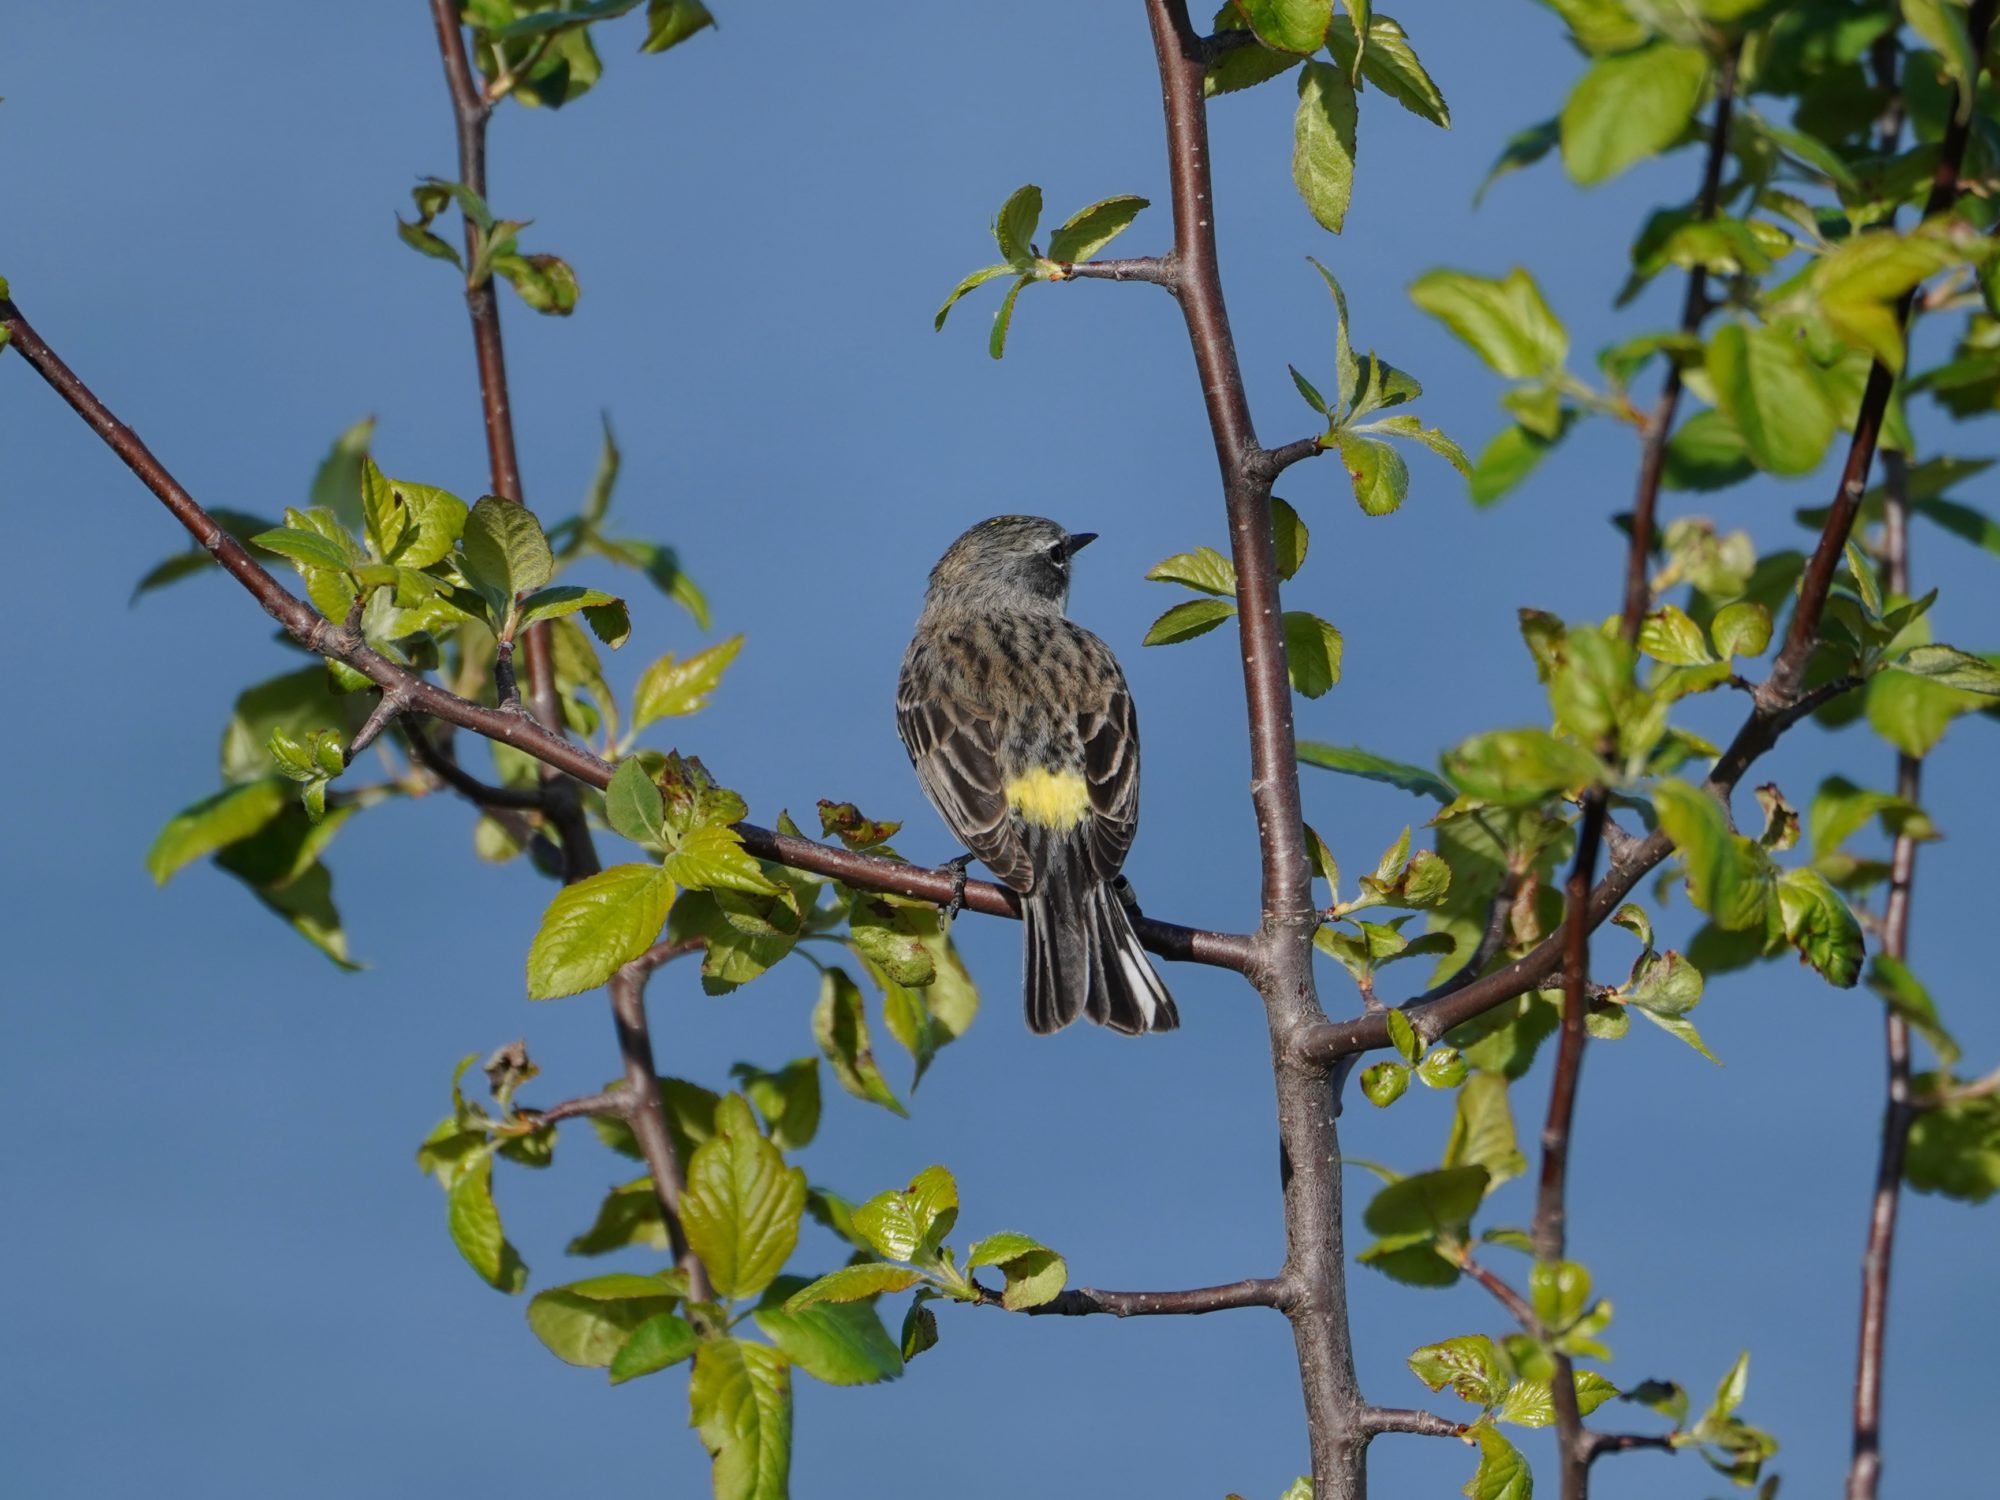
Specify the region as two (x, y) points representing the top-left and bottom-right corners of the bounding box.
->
(1005, 767), (1091, 831)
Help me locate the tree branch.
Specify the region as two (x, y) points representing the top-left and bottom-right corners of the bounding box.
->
(1360, 1407), (1469, 1439)
(403, 722), (548, 810)
(986, 1276), (1285, 1318)
(607, 935), (712, 1301)
(519, 1086), (632, 1125)
(1056, 256), (1176, 287)
(0, 293), (1254, 974)
(1139, 4), (1361, 1494)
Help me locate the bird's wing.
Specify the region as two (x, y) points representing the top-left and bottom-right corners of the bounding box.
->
(1079, 643), (1140, 881)
(896, 680), (1036, 892)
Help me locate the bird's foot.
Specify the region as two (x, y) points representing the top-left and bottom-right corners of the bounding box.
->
(939, 852), (977, 922)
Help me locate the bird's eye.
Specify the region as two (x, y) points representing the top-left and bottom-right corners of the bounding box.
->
(1047, 542), (1069, 567)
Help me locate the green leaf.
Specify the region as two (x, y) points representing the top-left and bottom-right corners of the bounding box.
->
(1638, 604), (1715, 666)
(1867, 956), (1960, 1064)
(784, 1262), (926, 1310)
(1360, 412), (1473, 475)
(1144, 597), (1236, 645)
(1443, 729), (1602, 806)
(1706, 322), (1837, 477)
(993, 184), (1042, 263)
(1663, 407), (1754, 492)
(1365, 1164), (1489, 1242)
(732, 1058), (822, 1153)
(1530, 1259), (1591, 1331)
(1410, 267), (1567, 380)
(1046, 196), (1149, 263)
(494, 252), (579, 316)
(527, 1273), (683, 1366)
(690, 1338), (792, 1500)
(1469, 422), (1562, 506)
(1560, 41), (1708, 186)
(1904, 0), (1978, 121)
(146, 779), (289, 884)
(682, 1095), (808, 1301)
(1865, 666), (1985, 757)
(1284, 611), (1345, 697)
(633, 635), (744, 728)
(1463, 1419), (1532, 1500)
(1444, 1071), (1526, 1185)
(447, 1155), (527, 1293)
(1297, 741), (1455, 801)
(934, 264), (1014, 331)
(966, 1231), (1068, 1311)
(1147, 545), (1238, 596)
(1653, 779), (1773, 931)
(989, 275), (1029, 360)
(1475, 116), (1560, 204)
(1271, 496), (1310, 580)
(1417, 1046), (1469, 1088)
(1408, 1334), (1507, 1406)
(1326, 13), (1451, 127)
(516, 585), (630, 648)
(398, 216), (463, 265)
(1243, 0), (1334, 53)
(251, 526), (357, 574)
(1913, 495), (2000, 556)
(525, 864), (677, 999)
(642, 0), (715, 53)
(1711, 600), (1772, 660)
(1386, 1006), (1421, 1064)
(605, 758), (668, 848)
(814, 967), (907, 1117)
(608, 1313), (699, 1384)
(566, 1177), (671, 1256)
(1906, 1089), (2000, 1201)
(1892, 645), (2000, 695)
(309, 418), (375, 536)
(900, 1295), (940, 1360)
(1361, 1061), (1411, 1106)
(1335, 434), (1409, 515)
(1294, 61), (1359, 234)
(754, 1277), (903, 1386)
(1776, 867), (1864, 987)
(667, 826), (781, 896)
(460, 496), (554, 618)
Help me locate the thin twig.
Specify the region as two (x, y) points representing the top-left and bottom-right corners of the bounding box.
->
(519, 1087), (632, 1125)
(985, 1276), (1285, 1318)
(1056, 256), (1176, 287)
(607, 936), (711, 1300)
(403, 723), (547, 810)
(1361, 1407), (1468, 1439)
(1458, 1253), (1538, 1332)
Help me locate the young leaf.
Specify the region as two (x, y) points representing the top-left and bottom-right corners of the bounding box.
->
(1284, 611), (1345, 697)
(1866, 955), (1960, 1064)
(934, 264), (1014, 331)
(1144, 597), (1237, 645)
(1046, 196), (1148, 263)
(993, 184), (1042, 263)
(608, 1313), (699, 1384)
(753, 1277), (903, 1385)
(527, 1273), (683, 1366)
(525, 864), (677, 999)
(1147, 546), (1238, 596)
(447, 1154), (527, 1293)
(605, 758), (669, 847)
(1711, 600), (1772, 659)
(1294, 61), (1359, 234)
(146, 779), (290, 885)
(1410, 267), (1568, 380)
(689, 1338), (792, 1500)
(813, 968), (907, 1117)
(1408, 1334), (1507, 1406)
(1272, 497), (1310, 580)
(1361, 1060), (1411, 1106)
(1776, 867), (1864, 988)
(1560, 41), (1708, 186)
(1243, 0), (1335, 53)
(461, 496), (555, 618)
(784, 1262), (926, 1311)
(633, 635), (744, 728)
(682, 1095), (809, 1301)
(1706, 322), (1837, 477)
(1335, 433), (1409, 515)
(1297, 741), (1455, 801)
(1442, 729), (1602, 806)
(965, 1231), (1068, 1311)
(515, 585), (631, 648)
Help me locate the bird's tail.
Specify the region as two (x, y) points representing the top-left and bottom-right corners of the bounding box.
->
(1021, 837), (1178, 1036)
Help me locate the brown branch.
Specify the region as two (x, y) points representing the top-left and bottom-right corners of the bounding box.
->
(1620, 44), (1740, 638)
(1361, 1407), (1469, 1439)
(403, 723), (548, 811)
(519, 1086), (632, 1125)
(988, 1276), (1285, 1318)
(0, 297), (1259, 981)
(1584, 1432), (1676, 1461)
(1139, 3), (1360, 1493)
(1419, 871), (1522, 1002)
(1458, 1253), (1538, 1332)
(1056, 256), (1176, 286)
(427, 0), (558, 729)
(607, 936), (711, 1301)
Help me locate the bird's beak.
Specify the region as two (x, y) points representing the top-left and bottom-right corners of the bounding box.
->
(1064, 532), (1099, 557)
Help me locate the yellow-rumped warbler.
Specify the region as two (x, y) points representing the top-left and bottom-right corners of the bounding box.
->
(897, 516), (1178, 1035)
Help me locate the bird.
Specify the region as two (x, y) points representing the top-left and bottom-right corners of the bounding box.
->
(896, 515), (1179, 1035)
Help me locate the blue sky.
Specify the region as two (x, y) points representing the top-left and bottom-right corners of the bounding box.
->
(4, 3), (1996, 1497)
